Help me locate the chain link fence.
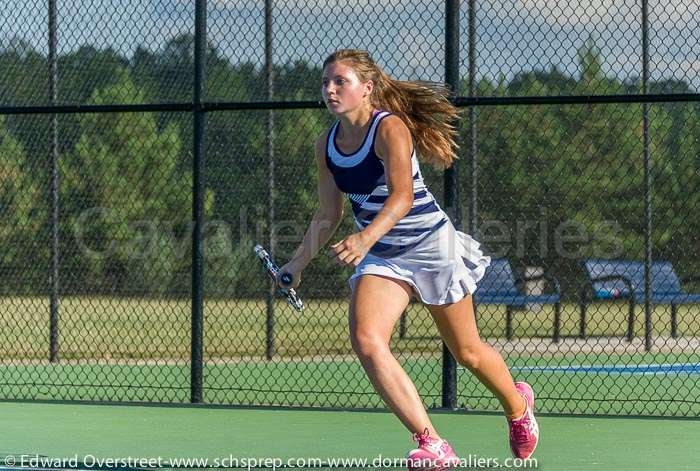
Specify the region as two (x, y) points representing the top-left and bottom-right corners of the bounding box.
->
(0, 0), (698, 416)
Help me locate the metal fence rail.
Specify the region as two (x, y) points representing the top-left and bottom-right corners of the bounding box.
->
(0, 0), (698, 417)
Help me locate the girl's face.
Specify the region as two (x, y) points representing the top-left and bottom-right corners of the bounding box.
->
(321, 61), (372, 115)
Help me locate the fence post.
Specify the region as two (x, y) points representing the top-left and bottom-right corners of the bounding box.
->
(467, 0), (478, 334)
(467, 0), (477, 241)
(442, 0), (460, 410)
(48, 0), (60, 364)
(265, 0), (276, 361)
(191, 0), (206, 404)
(642, 0), (653, 352)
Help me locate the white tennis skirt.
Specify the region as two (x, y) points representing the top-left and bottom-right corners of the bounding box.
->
(348, 219), (491, 305)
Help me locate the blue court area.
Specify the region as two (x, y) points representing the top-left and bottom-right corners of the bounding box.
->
(511, 363), (700, 375)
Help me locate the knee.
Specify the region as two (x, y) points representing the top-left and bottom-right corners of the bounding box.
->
(453, 343), (483, 370)
(350, 330), (389, 360)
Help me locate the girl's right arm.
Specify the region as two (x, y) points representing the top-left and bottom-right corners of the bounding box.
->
(277, 131), (344, 288)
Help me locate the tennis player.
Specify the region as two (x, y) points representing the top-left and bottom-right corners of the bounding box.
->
(277, 49), (539, 468)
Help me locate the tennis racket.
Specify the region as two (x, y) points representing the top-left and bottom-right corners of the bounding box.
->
(254, 244), (303, 312)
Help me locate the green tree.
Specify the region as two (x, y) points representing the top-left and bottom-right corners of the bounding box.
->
(467, 40), (647, 296)
(0, 115), (48, 294)
(652, 103), (700, 275)
(59, 68), (202, 295)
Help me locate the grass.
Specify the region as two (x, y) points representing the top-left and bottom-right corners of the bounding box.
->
(1, 296), (698, 360)
(1, 296), (698, 416)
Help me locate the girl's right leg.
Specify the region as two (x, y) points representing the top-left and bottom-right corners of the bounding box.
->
(348, 274), (440, 438)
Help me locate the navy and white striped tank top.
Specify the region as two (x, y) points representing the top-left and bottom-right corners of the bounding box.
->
(325, 110), (448, 258)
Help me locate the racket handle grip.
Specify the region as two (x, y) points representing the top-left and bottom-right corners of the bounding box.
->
(280, 272), (293, 286)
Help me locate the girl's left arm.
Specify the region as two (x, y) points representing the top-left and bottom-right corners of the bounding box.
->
(329, 116), (414, 266)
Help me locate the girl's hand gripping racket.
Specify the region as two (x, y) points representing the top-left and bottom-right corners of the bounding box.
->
(254, 245), (304, 312)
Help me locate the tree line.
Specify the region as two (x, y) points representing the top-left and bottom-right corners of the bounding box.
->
(1, 35), (698, 298)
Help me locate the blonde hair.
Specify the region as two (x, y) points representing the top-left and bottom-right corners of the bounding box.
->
(323, 49), (460, 169)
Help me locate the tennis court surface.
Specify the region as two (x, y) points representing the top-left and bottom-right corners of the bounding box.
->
(1, 401), (697, 470)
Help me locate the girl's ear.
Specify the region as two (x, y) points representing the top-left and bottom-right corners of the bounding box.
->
(365, 80), (374, 97)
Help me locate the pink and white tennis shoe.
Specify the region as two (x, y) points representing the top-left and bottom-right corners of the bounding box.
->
(406, 428), (460, 471)
(507, 381), (540, 460)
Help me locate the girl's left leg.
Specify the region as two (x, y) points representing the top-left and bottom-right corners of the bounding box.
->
(425, 294), (525, 418)
(426, 294), (540, 460)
